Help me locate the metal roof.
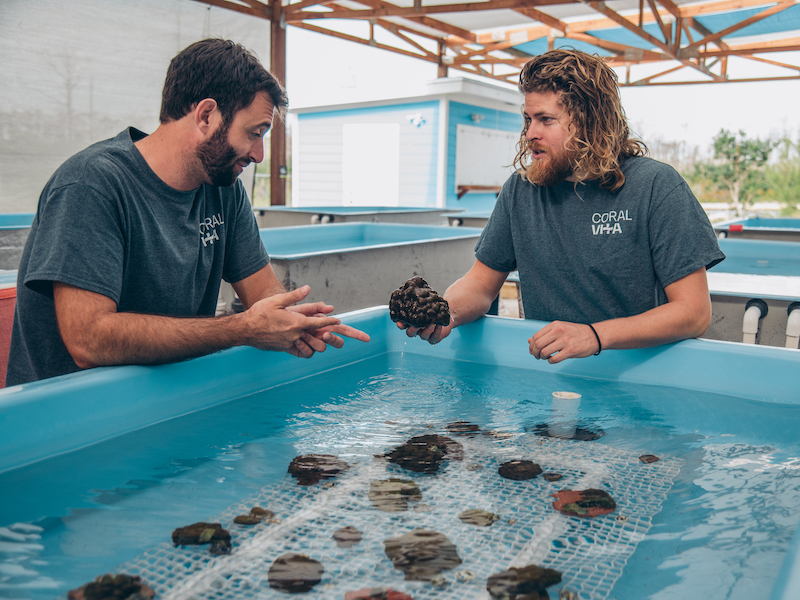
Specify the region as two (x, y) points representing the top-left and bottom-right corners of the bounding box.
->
(195, 0), (800, 85)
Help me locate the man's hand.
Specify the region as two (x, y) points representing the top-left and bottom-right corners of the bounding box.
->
(396, 318), (454, 345)
(528, 321), (600, 364)
(280, 292), (371, 357)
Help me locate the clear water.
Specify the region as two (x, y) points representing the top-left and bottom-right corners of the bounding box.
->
(1, 353), (799, 600)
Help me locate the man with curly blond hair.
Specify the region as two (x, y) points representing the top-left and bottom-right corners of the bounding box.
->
(399, 49), (724, 363)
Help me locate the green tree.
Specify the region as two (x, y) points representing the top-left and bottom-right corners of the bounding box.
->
(765, 133), (800, 216)
(692, 129), (776, 217)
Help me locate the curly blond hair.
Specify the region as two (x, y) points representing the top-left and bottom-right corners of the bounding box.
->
(514, 49), (647, 191)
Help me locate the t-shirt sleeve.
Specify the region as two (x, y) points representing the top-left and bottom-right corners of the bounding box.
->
(648, 177), (726, 289)
(474, 175), (519, 273)
(24, 182), (126, 303)
(221, 184), (270, 284)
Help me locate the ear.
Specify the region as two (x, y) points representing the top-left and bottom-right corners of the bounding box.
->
(193, 98), (221, 135)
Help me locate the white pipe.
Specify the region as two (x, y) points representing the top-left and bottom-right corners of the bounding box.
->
(786, 306), (800, 349)
(742, 305), (763, 344)
(548, 391), (581, 439)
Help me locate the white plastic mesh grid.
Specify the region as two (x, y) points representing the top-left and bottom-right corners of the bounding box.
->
(120, 432), (682, 600)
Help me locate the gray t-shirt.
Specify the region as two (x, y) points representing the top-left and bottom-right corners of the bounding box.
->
(475, 156), (725, 324)
(7, 128), (269, 385)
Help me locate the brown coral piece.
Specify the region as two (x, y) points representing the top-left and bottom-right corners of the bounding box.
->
(458, 508), (501, 527)
(389, 276), (450, 328)
(385, 434), (463, 474)
(345, 588), (415, 600)
(383, 529), (462, 581)
(486, 564), (562, 599)
(498, 460), (543, 481)
(268, 553), (324, 593)
(639, 454), (660, 464)
(543, 473), (563, 482)
(552, 489), (616, 518)
(369, 479), (422, 512)
(172, 522), (231, 554)
(333, 526), (363, 548)
(446, 421), (481, 436)
(67, 574), (155, 600)
(288, 454), (349, 485)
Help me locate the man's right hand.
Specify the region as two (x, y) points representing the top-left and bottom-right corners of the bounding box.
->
(396, 318), (454, 346)
(242, 285), (342, 354)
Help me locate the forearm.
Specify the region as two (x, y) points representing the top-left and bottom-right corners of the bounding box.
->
(444, 274), (503, 328)
(593, 298), (710, 351)
(66, 311), (252, 368)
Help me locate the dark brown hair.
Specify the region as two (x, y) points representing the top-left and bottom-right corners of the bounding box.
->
(514, 49), (646, 191)
(159, 38), (288, 124)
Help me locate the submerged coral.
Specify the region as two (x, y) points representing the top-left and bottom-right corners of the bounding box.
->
(639, 454), (660, 464)
(383, 529), (462, 581)
(486, 564), (562, 600)
(171, 522), (231, 554)
(287, 454), (350, 486)
(385, 434), (463, 474)
(344, 588), (415, 600)
(267, 553), (324, 593)
(552, 489), (616, 517)
(369, 479), (422, 512)
(67, 574), (154, 600)
(445, 421), (481, 436)
(498, 460), (543, 481)
(333, 526), (363, 548)
(389, 276), (450, 328)
(458, 508), (501, 527)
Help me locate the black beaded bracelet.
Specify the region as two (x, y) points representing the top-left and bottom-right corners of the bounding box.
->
(587, 323), (602, 355)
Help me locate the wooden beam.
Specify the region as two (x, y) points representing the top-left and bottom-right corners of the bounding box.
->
(355, 0), (477, 41)
(270, 0), (287, 206)
(513, 7), (567, 32)
(285, 0), (577, 21)
(189, 0), (267, 18)
(685, 0), (796, 50)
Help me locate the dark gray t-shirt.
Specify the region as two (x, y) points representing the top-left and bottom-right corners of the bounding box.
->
(475, 156), (725, 324)
(7, 128), (269, 385)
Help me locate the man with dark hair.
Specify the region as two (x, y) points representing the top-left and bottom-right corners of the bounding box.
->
(399, 49), (724, 363)
(7, 39), (368, 386)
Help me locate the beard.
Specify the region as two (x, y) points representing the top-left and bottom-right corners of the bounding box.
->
(196, 121), (244, 187)
(524, 143), (577, 187)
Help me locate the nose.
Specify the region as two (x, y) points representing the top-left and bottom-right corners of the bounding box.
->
(525, 121), (540, 142)
(250, 139), (265, 164)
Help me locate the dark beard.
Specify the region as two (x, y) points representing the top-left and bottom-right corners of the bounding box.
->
(196, 122), (241, 187)
(525, 144), (575, 186)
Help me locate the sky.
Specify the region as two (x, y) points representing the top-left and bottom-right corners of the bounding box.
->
(284, 25), (800, 155)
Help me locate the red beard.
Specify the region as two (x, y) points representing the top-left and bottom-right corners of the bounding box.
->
(524, 143), (576, 186)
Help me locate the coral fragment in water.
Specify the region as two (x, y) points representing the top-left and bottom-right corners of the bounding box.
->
(639, 454), (660, 464)
(458, 508), (501, 527)
(552, 489), (616, 517)
(385, 434), (463, 474)
(543, 473), (563, 482)
(67, 574), (155, 600)
(369, 479), (422, 512)
(172, 522), (231, 554)
(344, 588), (414, 600)
(528, 423), (604, 441)
(287, 454), (349, 485)
(446, 421), (481, 436)
(267, 553), (324, 593)
(383, 529), (462, 581)
(498, 460), (543, 480)
(486, 564), (562, 600)
(389, 276), (450, 328)
(333, 526), (363, 548)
